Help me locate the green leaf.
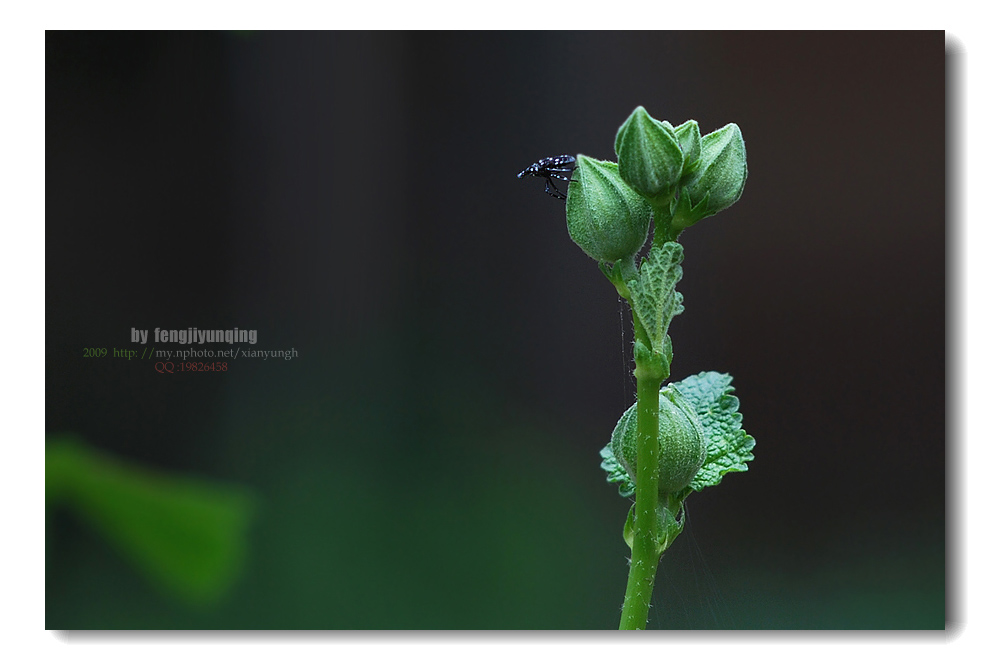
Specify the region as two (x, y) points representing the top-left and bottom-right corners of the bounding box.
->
(626, 241), (685, 353)
(672, 372), (756, 491)
(46, 435), (256, 605)
(600, 443), (635, 498)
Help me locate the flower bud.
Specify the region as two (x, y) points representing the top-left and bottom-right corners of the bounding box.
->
(673, 120), (701, 180)
(565, 154), (652, 263)
(610, 385), (707, 495)
(622, 500), (685, 553)
(614, 106), (685, 200)
(655, 387), (706, 493)
(674, 122), (747, 230)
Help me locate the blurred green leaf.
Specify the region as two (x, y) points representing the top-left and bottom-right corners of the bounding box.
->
(46, 435), (256, 605)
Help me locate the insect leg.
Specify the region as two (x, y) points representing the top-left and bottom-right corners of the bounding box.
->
(545, 178), (567, 199)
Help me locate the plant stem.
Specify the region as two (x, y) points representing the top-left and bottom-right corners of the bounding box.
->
(648, 195), (677, 249)
(618, 319), (664, 630)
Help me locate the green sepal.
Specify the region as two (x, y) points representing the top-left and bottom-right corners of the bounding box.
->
(671, 187), (711, 232)
(632, 338), (670, 382)
(626, 241), (684, 354)
(621, 499), (686, 554)
(659, 334), (673, 369)
(622, 503), (636, 549)
(656, 499), (686, 554)
(599, 259), (632, 300)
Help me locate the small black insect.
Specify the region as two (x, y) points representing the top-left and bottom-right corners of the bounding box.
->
(517, 154), (576, 200)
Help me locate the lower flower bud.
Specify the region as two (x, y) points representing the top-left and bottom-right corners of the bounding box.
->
(655, 387), (706, 493)
(610, 385), (707, 495)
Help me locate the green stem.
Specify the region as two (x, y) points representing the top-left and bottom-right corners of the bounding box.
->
(649, 195), (678, 248)
(618, 319), (664, 630)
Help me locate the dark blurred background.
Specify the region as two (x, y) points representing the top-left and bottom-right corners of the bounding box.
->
(46, 31), (945, 629)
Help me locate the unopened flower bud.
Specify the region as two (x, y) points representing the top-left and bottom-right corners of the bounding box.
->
(610, 385), (707, 495)
(565, 155), (652, 263)
(673, 120), (701, 181)
(614, 106), (685, 201)
(674, 122), (748, 230)
(654, 387), (706, 493)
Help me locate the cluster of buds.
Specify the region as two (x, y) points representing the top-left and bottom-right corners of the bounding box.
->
(565, 107), (747, 263)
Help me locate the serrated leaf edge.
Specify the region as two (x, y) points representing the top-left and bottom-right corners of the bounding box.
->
(600, 443), (635, 498)
(674, 371), (755, 492)
(626, 242), (684, 353)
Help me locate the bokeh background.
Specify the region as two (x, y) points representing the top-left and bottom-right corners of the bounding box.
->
(46, 31), (945, 629)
